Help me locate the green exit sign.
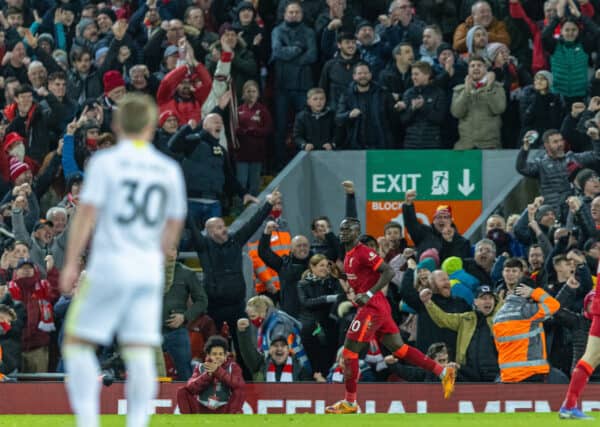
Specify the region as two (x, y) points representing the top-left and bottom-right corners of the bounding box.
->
(366, 150), (482, 201)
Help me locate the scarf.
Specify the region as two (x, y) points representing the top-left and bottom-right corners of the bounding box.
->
(8, 278), (55, 332)
(364, 340), (387, 372)
(259, 311), (311, 372)
(266, 356), (293, 382)
(331, 364), (344, 383)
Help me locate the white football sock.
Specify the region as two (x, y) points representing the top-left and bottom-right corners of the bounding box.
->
(123, 347), (157, 427)
(63, 344), (100, 427)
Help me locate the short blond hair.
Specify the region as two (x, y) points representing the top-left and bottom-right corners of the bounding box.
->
(246, 295), (274, 313)
(114, 93), (158, 134)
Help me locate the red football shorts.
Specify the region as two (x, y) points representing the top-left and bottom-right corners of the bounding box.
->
(590, 315), (600, 338)
(345, 300), (399, 343)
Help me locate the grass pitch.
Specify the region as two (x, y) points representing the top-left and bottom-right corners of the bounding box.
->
(0, 413), (592, 427)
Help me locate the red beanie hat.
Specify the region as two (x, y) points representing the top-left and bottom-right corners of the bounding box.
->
(433, 204), (452, 219)
(9, 156), (30, 183)
(3, 132), (24, 152)
(159, 110), (176, 127)
(103, 70), (125, 95)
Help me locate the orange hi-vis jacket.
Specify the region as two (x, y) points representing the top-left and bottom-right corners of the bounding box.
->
(248, 230), (291, 294)
(492, 287), (560, 383)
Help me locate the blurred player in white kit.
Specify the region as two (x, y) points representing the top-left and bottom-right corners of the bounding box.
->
(59, 93), (187, 427)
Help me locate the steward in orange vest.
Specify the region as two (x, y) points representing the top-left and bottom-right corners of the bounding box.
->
(493, 285), (560, 382)
(246, 206), (291, 302)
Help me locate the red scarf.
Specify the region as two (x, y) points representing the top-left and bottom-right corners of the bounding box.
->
(266, 356), (293, 382)
(8, 277), (55, 332)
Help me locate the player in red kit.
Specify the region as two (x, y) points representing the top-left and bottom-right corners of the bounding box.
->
(559, 284), (600, 420)
(325, 218), (456, 414)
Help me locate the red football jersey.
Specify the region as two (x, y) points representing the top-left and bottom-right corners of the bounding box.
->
(344, 243), (386, 305)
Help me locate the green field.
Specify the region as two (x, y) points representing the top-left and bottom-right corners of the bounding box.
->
(0, 413), (594, 427)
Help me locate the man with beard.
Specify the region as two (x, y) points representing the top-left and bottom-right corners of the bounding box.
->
(527, 244), (547, 286)
(325, 218), (456, 414)
(451, 55), (506, 149)
(336, 62), (392, 149)
(517, 129), (600, 219)
(319, 32), (360, 111)
(422, 285), (501, 382)
(402, 189), (470, 261)
(156, 39), (213, 126)
(355, 21), (387, 79)
(400, 264), (471, 359)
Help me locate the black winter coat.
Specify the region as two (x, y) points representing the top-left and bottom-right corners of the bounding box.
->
(190, 202), (272, 308)
(519, 86), (564, 138)
(297, 273), (343, 327)
(402, 204), (471, 261)
(400, 84), (447, 149)
(0, 292), (24, 375)
(336, 82), (392, 149)
(293, 107), (336, 150)
(319, 53), (361, 110)
(259, 233), (309, 319)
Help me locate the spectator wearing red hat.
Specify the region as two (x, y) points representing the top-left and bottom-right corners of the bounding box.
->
(99, 70), (127, 129)
(153, 110), (181, 158)
(0, 132), (38, 185)
(157, 39), (212, 126)
(3, 84), (57, 164)
(402, 190), (471, 263)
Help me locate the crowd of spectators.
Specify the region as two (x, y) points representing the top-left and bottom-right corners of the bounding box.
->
(1, 0), (600, 411)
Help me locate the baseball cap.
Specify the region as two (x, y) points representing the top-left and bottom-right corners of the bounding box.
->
(16, 258), (34, 269)
(33, 219), (54, 232)
(270, 334), (288, 346)
(476, 285), (494, 298)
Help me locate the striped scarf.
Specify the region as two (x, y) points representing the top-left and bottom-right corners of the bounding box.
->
(259, 311), (311, 373)
(266, 357), (293, 382)
(364, 340), (387, 372)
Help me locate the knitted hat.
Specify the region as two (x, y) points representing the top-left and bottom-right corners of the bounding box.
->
(76, 18), (96, 38)
(466, 25), (485, 54)
(9, 156), (30, 183)
(38, 33), (55, 49)
(535, 70), (553, 90)
(355, 19), (373, 32)
(576, 168), (598, 190)
(436, 42), (453, 58)
(236, 1), (255, 14)
(433, 204), (452, 219)
(95, 46), (109, 62)
(3, 132), (24, 152)
(535, 204), (555, 222)
(567, 160), (583, 182)
(97, 7), (117, 23)
(159, 110), (176, 127)
(416, 257), (436, 272)
(441, 256), (463, 275)
(419, 248), (440, 267)
(103, 70), (125, 95)
(486, 42), (507, 61)
(218, 22), (235, 37)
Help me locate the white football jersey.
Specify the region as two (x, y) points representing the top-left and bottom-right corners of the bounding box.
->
(80, 140), (186, 284)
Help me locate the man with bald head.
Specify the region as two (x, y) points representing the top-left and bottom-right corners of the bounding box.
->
(399, 262), (471, 360)
(174, 112), (259, 231)
(190, 190), (282, 348)
(258, 220), (311, 318)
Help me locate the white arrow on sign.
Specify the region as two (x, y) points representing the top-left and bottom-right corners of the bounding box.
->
(458, 169), (475, 196)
